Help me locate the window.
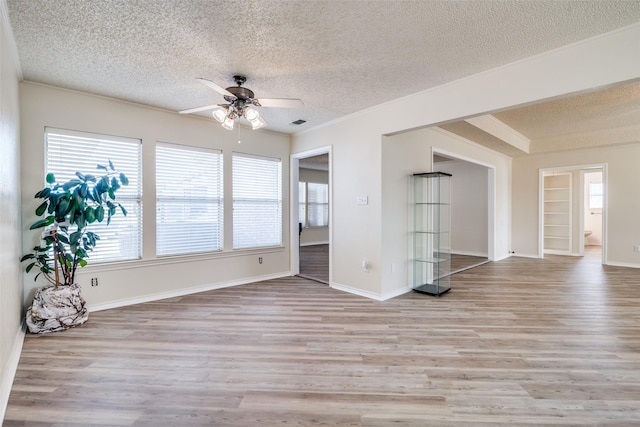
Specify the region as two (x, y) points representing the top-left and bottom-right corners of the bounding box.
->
(589, 183), (603, 209)
(156, 143), (223, 256)
(298, 181), (307, 227)
(233, 153), (282, 249)
(46, 127), (142, 262)
(298, 181), (329, 228)
(307, 182), (329, 227)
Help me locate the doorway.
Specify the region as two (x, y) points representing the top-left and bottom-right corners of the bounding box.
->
(539, 164), (606, 264)
(432, 150), (494, 273)
(291, 147), (331, 284)
(582, 169), (603, 259)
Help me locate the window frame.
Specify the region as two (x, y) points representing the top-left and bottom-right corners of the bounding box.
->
(589, 182), (603, 210)
(45, 127), (143, 264)
(298, 181), (329, 229)
(232, 152), (283, 250)
(155, 142), (224, 257)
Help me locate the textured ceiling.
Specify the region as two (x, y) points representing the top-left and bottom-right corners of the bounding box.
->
(6, 0), (640, 138)
(494, 80), (640, 153)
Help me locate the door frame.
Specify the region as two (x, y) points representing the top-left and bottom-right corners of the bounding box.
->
(538, 163), (607, 264)
(290, 146), (332, 280)
(431, 148), (497, 261)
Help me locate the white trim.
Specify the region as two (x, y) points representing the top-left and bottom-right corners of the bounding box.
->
(0, 324), (26, 422)
(381, 286), (413, 301)
(330, 281), (385, 301)
(82, 246), (285, 274)
(544, 249), (581, 257)
(291, 146), (332, 281)
(539, 163), (607, 264)
(88, 272), (290, 312)
(540, 170), (573, 256)
(606, 261), (640, 269)
(331, 283), (412, 302)
(512, 253), (539, 259)
(431, 146), (498, 261)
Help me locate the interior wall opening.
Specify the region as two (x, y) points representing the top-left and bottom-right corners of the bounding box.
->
(432, 150), (493, 274)
(540, 164), (606, 264)
(291, 148), (331, 284)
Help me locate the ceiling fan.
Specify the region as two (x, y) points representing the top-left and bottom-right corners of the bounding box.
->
(179, 75), (304, 130)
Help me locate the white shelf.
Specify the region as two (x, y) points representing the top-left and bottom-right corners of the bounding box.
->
(543, 173), (572, 253)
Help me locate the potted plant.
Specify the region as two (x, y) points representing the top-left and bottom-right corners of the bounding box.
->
(21, 161), (128, 333)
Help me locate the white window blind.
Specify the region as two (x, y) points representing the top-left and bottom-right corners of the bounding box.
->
(233, 153), (282, 249)
(156, 143), (223, 256)
(307, 182), (329, 227)
(45, 127), (142, 263)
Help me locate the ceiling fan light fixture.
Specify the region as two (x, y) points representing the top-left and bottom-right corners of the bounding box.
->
(222, 116), (235, 130)
(250, 115), (267, 130)
(182, 76), (302, 132)
(243, 106), (259, 121)
(212, 107), (227, 123)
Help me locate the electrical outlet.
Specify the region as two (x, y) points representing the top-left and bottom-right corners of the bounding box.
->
(91, 277), (99, 287)
(634, 245), (640, 253)
(259, 257), (263, 264)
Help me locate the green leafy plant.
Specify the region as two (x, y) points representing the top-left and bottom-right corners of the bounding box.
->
(21, 161), (129, 287)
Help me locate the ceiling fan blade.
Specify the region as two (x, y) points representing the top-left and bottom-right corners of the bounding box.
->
(179, 104), (221, 114)
(254, 98), (304, 109)
(197, 78), (235, 98)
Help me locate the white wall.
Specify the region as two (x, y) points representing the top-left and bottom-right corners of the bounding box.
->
(20, 83), (292, 310)
(298, 167), (329, 245)
(380, 128), (510, 299)
(435, 159), (489, 257)
(0, 0), (24, 420)
(292, 24), (640, 299)
(512, 144), (640, 266)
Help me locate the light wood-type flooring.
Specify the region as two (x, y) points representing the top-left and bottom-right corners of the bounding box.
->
(298, 245), (490, 285)
(5, 248), (640, 426)
(299, 244), (329, 284)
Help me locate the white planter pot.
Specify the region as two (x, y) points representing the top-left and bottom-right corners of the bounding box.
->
(26, 283), (89, 334)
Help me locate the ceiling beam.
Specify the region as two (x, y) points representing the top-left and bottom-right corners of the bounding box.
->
(465, 114), (530, 154)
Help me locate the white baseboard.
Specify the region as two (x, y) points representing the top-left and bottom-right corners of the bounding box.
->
(509, 252), (539, 259)
(381, 286), (413, 301)
(330, 281), (385, 301)
(1, 324), (26, 423)
(89, 272), (291, 312)
(331, 282), (414, 302)
(605, 260), (640, 269)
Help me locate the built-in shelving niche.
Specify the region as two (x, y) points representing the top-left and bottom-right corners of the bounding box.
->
(543, 172), (572, 255)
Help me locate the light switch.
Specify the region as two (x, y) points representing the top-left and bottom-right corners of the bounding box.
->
(357, 195), (368, 205)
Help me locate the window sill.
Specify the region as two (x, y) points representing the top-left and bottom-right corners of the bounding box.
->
(81, 246), (286, 273)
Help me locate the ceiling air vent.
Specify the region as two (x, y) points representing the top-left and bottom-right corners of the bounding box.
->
(291, 119), (307, 125)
